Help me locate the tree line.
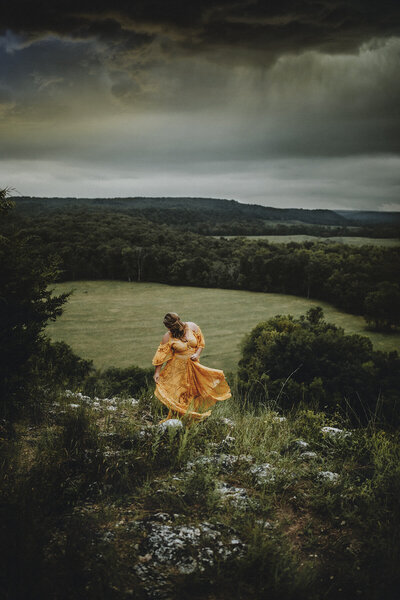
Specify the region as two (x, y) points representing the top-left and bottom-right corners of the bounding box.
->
(12, 196), (400, 237)
(3, 208), (400, 329)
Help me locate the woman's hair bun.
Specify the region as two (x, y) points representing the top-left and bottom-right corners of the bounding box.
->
(163, 312), (185, 339)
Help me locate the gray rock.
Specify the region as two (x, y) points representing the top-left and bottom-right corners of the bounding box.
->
(126, 398), (139, 406)
(217, 435), (236, 452)
(321, 426), (351, 438)
(152, 512), (175, 522)
(255, 519), (274, 529)
(272, 415), (287, 423)
(291, 439), (309, 450)
(158, 419), (183, 431)
(185, 453), (254, 474)
(103, 397), (117, 405)
(216, 482), (251, 508)
(101, 530), (115, 542)
(250, 463), (276, 484)
(133, 519), (246, 598)
(300, 451), (318, 460)
(219, 417), (235, 427)
(319, 470), (340, 483)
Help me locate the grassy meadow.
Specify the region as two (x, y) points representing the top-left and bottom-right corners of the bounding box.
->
(47, 281), (400, 372)
(214, 235), (400, 246)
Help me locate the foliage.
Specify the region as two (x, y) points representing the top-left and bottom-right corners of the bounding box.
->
(82, 365), (153, 398)
(237, 308), (400, 426)
(32, 339), (94, 390)
(2, 206), (399, 326)
(0, 187), (15, 214)
(364, 281), (400, 330)
(10, 195), (400, 236)
(0, 189), (69, 420)
(182, 462), (220, 510)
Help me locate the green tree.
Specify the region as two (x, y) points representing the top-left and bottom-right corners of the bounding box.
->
(364, 282), (400, 330)
(238, 309), (400, 425)
(0, 189), (69, 420)
(305, 305), (324, 325)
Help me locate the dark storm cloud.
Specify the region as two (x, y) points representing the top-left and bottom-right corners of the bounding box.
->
(1, 1), (400, 209)
(3, 2), (400, 118)
(2, 1), (400, 57)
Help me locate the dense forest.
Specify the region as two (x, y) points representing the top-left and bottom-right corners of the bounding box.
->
(3, 207), (400, 329)
(10, 196), (354, 224)
(11, 196), (400, 237)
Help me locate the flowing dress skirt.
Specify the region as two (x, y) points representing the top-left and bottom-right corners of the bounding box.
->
(155, 351), (231, 421)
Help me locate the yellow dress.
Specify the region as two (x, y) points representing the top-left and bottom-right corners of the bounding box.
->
(152, 325), (231, 421)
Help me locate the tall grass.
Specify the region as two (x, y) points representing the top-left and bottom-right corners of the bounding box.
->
(1, 384), (399, 599)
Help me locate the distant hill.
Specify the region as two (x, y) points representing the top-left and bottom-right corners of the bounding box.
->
(335, 209), (400, 225)
(10, 197), (400, 235)
(12, 196), (350, 226)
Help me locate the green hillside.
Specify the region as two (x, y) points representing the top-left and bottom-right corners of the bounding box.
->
(12, 196), (350, 225)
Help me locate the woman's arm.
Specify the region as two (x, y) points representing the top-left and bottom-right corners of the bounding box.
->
(190, 346), (203, 361)
(153, 331), (171, 381)
(153, 364), (162, 383)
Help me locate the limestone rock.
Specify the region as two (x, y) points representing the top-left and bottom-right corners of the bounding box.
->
(185, 453), (254, 474)
(132, 519), (245, 598)
(300, 451), (319, 460)
(319, 470), (340, 483)
(250, 463), (276, 484)
(291, 439), (309, 450)
(321, 426), (351, 438)
(158, 419), (183, 431)
(217, 482), (252, 509)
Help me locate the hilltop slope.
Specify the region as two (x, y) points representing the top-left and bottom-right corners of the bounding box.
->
(12, 196), (350, 226)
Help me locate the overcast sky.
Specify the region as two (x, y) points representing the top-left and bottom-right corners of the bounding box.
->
(1, 1), (400, 210)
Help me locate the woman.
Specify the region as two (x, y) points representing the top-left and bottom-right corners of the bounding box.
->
(152, 312), (231, 423)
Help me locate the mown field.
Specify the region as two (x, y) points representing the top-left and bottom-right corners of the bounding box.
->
(47, 281), (400, 372)
(214, 235), (400, 246)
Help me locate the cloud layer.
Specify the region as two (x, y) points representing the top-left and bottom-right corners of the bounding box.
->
(1, 1), (400, 208)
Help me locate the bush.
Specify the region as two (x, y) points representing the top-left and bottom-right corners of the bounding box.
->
(32, 339), (94, 391)
(237, 309), (400, 426)
(82, 365), (153, 398)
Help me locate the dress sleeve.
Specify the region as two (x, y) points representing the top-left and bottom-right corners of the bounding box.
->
(152, 340), (174, 366)
(194, 326), (205, 348)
